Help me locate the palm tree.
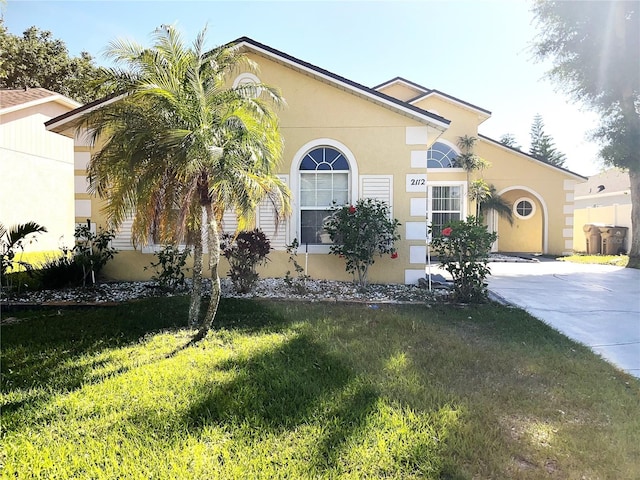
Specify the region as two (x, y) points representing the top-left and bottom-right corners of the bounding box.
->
(0, 221), (47, 281)
(81, 26), (290, 338)
(479, 185), (513, 226)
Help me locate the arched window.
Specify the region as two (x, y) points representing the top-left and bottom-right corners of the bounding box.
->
(427, 141), (459, 168)
(299, 146), (350, 244)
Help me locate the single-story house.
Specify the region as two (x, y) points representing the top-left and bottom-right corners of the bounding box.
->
(573, 168), (632, 254)
(45, 37), (586, 284)
(0, 88), (80, 253)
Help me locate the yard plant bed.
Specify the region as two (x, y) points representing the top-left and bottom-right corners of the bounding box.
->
(2, 297), (638, 479)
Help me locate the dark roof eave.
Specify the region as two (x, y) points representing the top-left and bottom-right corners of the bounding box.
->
(45, 91), (124, 132)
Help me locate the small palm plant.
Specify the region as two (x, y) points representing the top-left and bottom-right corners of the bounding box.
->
(0, 222), (47, 286)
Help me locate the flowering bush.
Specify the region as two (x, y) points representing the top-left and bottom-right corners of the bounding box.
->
(222, 229), (271, 293)
(323, 198), (401, 287)
(430, 216), (497, 303)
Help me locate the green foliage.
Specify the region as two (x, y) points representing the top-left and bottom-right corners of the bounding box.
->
(499, 133), (522, 150)
(324, 198), (401, 287)
(0, 221), (47, 288)
(0, 20), (104, 103)
(529, 113), (567, 167)
(479, 184), (514, 226)
(145, 244), (190, 290)
(468, 179), (491, 218)
(284, 238), (310, 293)
(222, 229), (271, 293)
(37, 225), (117, 289)
(430, 217), (497, 303)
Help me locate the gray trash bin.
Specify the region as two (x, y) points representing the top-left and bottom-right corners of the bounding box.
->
(583, 224), (603, 254)
(599, 226), (628, 255)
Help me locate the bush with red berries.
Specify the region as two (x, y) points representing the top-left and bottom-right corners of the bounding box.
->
(323, 198), (401, 287)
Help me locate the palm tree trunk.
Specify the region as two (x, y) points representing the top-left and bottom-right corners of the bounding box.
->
(188, 230), (203, 328)
(194, 203), (221, 341)
(627, 169), (640, 269)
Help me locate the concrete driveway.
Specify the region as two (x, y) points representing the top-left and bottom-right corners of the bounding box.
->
(485, 259), (640, 378)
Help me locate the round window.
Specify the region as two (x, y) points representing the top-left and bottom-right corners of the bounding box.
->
(513, 198), (535, 219)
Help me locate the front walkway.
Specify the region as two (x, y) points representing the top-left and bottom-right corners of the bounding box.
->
(485, 259), (640, 378)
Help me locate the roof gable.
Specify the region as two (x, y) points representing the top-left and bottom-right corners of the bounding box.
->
(232, 38), (450, 130)
(374, 77), (491, 120)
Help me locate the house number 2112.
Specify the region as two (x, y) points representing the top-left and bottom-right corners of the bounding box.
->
(406, 174), (427, 192)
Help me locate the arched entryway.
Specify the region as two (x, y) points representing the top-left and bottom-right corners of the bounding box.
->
(493, 186), (547, 254)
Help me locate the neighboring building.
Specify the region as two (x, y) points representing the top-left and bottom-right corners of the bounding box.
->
(573, 168), (632, 253)
(45, 37), (586, 284)
(0, 88), (80, 253)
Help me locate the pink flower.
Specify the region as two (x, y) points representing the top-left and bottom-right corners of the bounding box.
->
(348, 205), (356, 214)
(390, 252), (398, 259)
(442, 227), (453, 237)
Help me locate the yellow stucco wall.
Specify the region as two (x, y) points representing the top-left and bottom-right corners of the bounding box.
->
(73, 47), (582, 284)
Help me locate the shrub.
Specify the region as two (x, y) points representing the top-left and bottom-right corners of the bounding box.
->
(429, 216), (497, 303)
(222, 229), (271, 293)
(37, 225), (118, 289)
(323, 198), (401, 287)
(284, 238), (310, 293)
(145, 244), (190, 290)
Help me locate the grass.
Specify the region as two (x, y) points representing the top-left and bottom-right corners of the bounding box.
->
(558, 253), (629, 267)
(2, 297), (639, 479)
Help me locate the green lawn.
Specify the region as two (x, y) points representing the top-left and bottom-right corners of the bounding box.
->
(558, 253), (629, 267)
(2, 297), (638, 479)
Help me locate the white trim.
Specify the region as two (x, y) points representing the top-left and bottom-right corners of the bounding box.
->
(232, 72), (261, 88)
(497, 186), (549, 254)
(235, 41), (450, 132)
(405, 126), (429, 145)
(410, 150), (428, 169)
(375, 78), (428, 94)
(74, 151), (90, 170)
(410, 245), (427, 264)
(513, 197), (536, 220)
(404, 269), (426, 285)
(289, 138), (359, 247)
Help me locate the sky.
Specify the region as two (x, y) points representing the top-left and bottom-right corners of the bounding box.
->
(2, 0), (604, 176)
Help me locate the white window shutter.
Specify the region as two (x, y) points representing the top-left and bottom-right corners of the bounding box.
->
(360, 175), (393, 217)
(257, 175), (289, 250)
(111, 216), (135, 251)
(221, 210), (239, 235)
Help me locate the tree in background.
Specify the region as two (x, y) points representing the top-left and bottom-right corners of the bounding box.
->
(498, 134), (522, 151)
(532, 0), (639, 268)
(0, 20), (103, 103)
(529, 114), (567, 167)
